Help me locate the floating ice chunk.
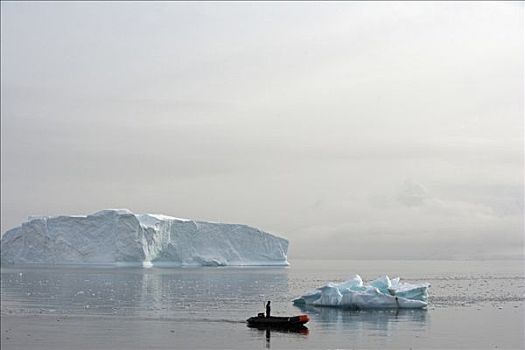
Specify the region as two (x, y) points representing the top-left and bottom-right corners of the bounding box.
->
(334, 274), (363, 290)
(313, 285), (343, 306)
(294, 289), (322, 305)
(369, 275), (391, 293)
(389, 278), (430, 302)
(293, 274), (430, 309)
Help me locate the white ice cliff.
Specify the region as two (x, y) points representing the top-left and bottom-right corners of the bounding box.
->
(0, 209), (289, 266)
(293, 275), (430, 309)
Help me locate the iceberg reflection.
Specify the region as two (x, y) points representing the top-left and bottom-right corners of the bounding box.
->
(295, 303), (428, 336)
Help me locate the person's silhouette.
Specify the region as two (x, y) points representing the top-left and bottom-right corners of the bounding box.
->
(265, 301), (271, 318)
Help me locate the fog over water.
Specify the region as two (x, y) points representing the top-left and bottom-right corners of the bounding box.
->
(1, 2), (523, 259)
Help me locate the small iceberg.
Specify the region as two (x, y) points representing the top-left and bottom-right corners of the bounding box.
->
(293, 275), (430, 309)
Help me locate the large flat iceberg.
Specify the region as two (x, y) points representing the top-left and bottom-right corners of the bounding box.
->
(0, 209), (289, 266)
(293, 275), (430, 309)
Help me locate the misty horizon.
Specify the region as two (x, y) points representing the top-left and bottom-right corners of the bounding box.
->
(1, 1), (523, 260)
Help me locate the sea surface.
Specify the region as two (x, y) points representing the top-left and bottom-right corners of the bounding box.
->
(1, 259), (524, 349)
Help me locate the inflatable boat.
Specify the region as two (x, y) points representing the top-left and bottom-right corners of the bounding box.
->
(246, 313), (309, 329)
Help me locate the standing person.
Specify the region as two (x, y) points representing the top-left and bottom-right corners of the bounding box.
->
(266, 301), (271, 318)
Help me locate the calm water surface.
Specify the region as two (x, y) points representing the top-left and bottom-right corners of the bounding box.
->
(1, 259), (524, 349)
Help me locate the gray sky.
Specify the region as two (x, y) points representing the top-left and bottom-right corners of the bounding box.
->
(1, 1), (523, 259)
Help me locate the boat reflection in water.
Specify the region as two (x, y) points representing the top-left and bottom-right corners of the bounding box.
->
(247, 323), (309, 334)
(247, 323), (309, 349)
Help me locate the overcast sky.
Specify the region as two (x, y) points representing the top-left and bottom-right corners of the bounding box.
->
(1, 1), (523, 259)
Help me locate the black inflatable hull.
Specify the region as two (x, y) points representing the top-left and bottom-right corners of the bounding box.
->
(246, 315), (309, 329)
